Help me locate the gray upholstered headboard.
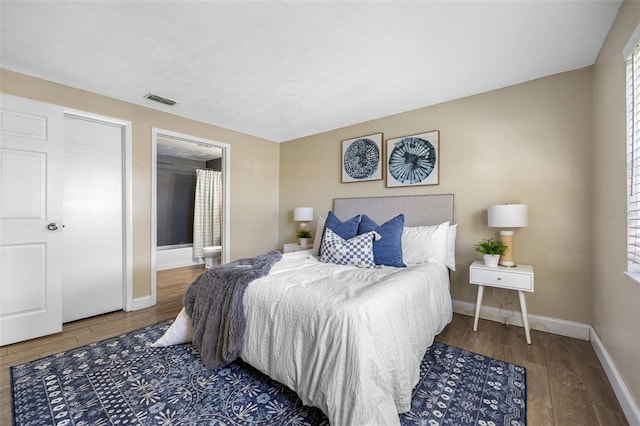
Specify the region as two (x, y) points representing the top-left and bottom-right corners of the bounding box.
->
(333, 194), (454, 226)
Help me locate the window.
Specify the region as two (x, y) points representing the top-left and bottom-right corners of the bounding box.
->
(627, 41), (640, 276)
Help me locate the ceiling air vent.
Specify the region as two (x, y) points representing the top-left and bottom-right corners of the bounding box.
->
(144, 93), (178, 106)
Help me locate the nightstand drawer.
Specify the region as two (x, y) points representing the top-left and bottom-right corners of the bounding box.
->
(283, 243), (312, 253)
(470, 268), (533, 291)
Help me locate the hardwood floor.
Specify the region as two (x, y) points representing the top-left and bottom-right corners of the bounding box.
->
(1, 265), (628, 425)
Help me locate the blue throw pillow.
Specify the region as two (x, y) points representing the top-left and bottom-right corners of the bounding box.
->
(325, 211), (361, 239)
(319, 211), (361, 256)
(358, 214), (406, 267)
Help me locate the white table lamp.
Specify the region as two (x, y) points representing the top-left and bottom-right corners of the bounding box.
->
(293, 207), (314, 230)
(293, 207), (313, 247)
(488, 204), (528, 267)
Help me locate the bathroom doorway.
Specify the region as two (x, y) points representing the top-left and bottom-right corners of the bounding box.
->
(151, 129), (230, 298)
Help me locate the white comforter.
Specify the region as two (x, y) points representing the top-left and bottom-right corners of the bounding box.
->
(241, 250), (453, 426)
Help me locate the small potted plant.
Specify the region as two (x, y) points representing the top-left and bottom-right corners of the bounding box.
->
(474, 238), (508, 267)
(296, 228), (312, 247)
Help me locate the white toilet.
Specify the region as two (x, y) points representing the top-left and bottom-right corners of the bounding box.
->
(202, 245), (222, 269)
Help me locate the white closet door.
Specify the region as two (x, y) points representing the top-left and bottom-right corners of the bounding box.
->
(63, 115), (124, 322)
(0, 94), (64, 345)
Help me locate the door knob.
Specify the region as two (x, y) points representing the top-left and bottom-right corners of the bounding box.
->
(47, 223), (60, 231)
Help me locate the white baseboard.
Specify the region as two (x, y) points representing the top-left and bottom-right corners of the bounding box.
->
(129, 295), (155, 311)
(452, 299), (591, 340)
(590, 328), (640, 426)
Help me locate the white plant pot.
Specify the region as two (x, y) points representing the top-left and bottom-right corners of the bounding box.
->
(299, 238), (310, 247)
(483, 254), (500, 267)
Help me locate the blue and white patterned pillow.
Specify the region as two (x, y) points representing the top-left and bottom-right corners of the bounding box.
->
(320, 227), (379, 267)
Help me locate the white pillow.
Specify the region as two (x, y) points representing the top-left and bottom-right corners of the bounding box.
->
(150, 307), (193, 347)
(312, 216), (326, 256)
(402, 222), (450, 267)
(446, 223), (457, 271)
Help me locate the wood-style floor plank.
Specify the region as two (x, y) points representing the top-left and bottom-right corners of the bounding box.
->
(0, 265), (629, 425)
(521, 361), (555, 426)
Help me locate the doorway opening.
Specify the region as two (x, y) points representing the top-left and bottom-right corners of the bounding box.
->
(151, 129), (230, 304)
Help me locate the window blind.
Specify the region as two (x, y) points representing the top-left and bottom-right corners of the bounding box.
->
(627, 43), (640, 273)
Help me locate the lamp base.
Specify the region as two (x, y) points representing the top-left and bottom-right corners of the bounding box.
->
(499, 230), (516, 267)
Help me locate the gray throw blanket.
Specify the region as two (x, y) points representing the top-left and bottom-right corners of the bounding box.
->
(183, 250), (282, 369)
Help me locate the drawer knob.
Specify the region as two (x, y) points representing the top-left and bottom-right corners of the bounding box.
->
(497, 277), (501, 280)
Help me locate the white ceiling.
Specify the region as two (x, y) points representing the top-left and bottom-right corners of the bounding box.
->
(157, 135), (223, 161)
(1, 1), (622, 143)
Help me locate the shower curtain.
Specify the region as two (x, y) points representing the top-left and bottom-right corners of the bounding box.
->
(193, 169), (223, 258)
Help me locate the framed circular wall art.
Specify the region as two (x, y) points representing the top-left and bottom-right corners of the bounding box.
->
(341, 132), (383, 183)
(386, 130), (439, 187)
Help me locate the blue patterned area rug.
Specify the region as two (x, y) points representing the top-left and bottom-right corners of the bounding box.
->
(11, 321), (526, 425)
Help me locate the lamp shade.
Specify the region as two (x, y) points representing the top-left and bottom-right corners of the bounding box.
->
(487, 204), (528, 228)
(293, 207), (314, 222)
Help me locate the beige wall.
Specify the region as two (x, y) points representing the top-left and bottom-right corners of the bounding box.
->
(280, 67), (594, 324)
(0, 69), (281, 299)
(593, 0), (640, 409)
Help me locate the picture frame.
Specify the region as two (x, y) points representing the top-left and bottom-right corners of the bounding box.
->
(385, 130), (439, 187)
(341, 132), (383, 183)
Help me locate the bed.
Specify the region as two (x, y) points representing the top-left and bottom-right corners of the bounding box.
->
(158, 194), (455, 426)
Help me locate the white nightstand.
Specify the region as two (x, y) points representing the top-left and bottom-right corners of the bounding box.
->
(283, 243), (312, 253)
(469, 260), (534, 344)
